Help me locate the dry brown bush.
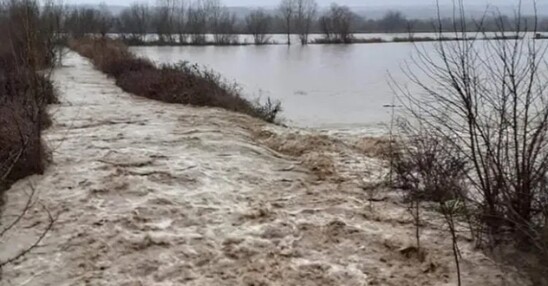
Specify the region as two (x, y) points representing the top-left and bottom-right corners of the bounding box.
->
(69, 37), (282, 123)
(392, 2), (548, 283)
(0, 0), (58, 190)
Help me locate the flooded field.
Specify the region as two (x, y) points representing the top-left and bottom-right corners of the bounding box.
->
(132, 41), (425, 132)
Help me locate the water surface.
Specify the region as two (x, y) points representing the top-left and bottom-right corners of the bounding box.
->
(133, 42), (426, 131)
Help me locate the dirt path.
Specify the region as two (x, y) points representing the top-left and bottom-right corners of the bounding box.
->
(0, 52), (529, 285)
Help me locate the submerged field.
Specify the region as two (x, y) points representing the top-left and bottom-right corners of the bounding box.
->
(132, 43), (410, 131)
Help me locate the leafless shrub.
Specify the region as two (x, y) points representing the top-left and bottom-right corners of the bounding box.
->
(394, 131), (467, 203)
(207, 0), (238, 45)
(393, 0), (548, 282)
(153, 0), (177, 43)
(393, 128), (490, 285)
(0, 0), (58, 269)
(69, 37), (281, 123)
(278, 0), (296, 45)
(294, 0), (317, 45)
(118, 3), (150, 42)
(318, 4), (356, 44)
(186, 0), (208, 44)
(245, 9), (271, 45)
(65, 6), (112, 38)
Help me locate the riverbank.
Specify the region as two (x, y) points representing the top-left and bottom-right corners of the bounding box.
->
(69, 37), (281, 123)
(0, 51), (529, 285)
(0, 1), (59, 199)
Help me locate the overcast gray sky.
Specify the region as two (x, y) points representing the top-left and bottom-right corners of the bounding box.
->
(65, 0), (517, 7)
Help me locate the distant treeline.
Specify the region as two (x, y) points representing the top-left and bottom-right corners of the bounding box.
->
(61, 0), (548, 45)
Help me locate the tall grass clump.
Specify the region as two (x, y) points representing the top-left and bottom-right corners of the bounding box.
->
(0, 0), (59, 192)
(69, 37), (281, 123)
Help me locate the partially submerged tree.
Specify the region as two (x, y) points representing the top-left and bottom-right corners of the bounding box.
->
(319, 3), (355, 43)
(174, 0), (188, 44)
(215, 10), (237, 44)
(187, 0), (208, 44)
(65, 8), (102, 38)
(394, 1), (548, 283)
(118, 3), (150, 42)
(295, 0), (317, 45)
(40, 0), (65, 62)
(206, 0), (237, 45)
(153, 0), (177, 43)
(278, 0), (295, 45)
(245, 9), (271, 45)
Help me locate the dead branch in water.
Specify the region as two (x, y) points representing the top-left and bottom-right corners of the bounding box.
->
(0, 184), (56, 268)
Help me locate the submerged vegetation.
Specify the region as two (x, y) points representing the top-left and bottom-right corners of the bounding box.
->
(69, 37), (281, 123)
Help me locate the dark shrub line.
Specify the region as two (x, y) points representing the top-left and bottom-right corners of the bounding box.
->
(118, 36), (280, 46)
(0, 0), (59, 193)
(311, 37), (385, 44)
(121, 35), (522, 46)
(312, 35), (524, 45)
(69, 37), (281, 123)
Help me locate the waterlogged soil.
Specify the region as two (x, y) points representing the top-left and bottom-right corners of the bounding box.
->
(0, 52), (530, 285)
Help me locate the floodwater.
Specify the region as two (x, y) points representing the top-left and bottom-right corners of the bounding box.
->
(132, 42), (423, 131)
(130, 35), (530, 131)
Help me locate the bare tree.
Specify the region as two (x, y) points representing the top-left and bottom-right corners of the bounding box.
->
(187, 0), (207, 44)
(119, 3), (150, 42)
(174, 0), (188, 44)
(97, 3), (113, 37)
(278, 0), (295, 45)
(295, 0), (317, 45)
(245, 9), (271, 45)
(319, 4), (355, 43)
(65, 8), (102, 38)
(394, 0), (548, 283)
(206, 0), (237, 45)
(319, 13), (333, 41)
(0, 0), (57, 267)
(40, 0), (65, 63)
(216, 10), (238, 44)
(205, 0), (221, 41)
(153, 0), (177, 43)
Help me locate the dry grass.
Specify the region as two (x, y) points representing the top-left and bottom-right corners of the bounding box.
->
(69, 37), (281, 123)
